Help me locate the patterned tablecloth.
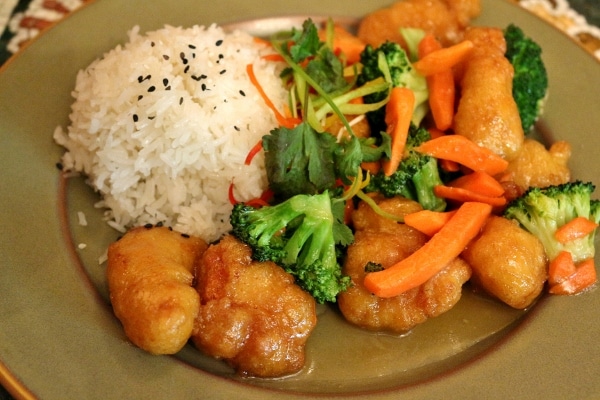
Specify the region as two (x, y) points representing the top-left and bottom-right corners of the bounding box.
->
(0, 0), (599, 65)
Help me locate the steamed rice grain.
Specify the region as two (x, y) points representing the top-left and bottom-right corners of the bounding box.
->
(54, 24), (287, 242)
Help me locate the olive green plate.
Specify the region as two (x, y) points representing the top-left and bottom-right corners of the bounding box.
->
(0, 0), (598, 398)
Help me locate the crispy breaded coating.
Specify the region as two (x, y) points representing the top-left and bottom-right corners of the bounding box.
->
(454, 27), (524, 161)
(191, 235), (317, 378)
(357, 0), (481, 48)
(338, 196), (472, 333)
(462, 216), (547, 309)
(107, 226), (208, 355)
(501, 138), (571, 192)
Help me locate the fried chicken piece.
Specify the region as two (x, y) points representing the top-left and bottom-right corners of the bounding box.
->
(338, 196), (472, 333)
(462, 216), (547, 309)
(500, 138), (571, 192)
(357, 0), (481, 48)
(107, 225), (208, 355)
(191, 235), (317, 378)
(454, 27), (524, 161)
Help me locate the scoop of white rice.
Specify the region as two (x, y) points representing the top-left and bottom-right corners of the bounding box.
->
(54, 24), (287, 242)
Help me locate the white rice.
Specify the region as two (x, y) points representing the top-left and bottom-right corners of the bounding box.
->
(54, 24), (287, 242)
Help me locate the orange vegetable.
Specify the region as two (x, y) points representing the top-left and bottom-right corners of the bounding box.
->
(548, 250), (577, 286)
(549, 258), (597, 295)
(404, 209), (457, 236)
(433, 185), (507, 207)
(418, 34), (455, 131)
(415, 134), (509, 176)
(554, 216), (599, 244)
(447, 171), (505, 197)
(319, 24), (366, 65)
(363, 201), (492, 297)
(382, 87), (415, 176)
(413, 40), (474, 77)
(246, 63), (300, 129)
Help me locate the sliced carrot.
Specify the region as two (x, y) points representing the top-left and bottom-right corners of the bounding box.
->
(549, 258), (597, 295)
(418, 34), (455, 131)
(361, 160), (381, 175)
(447, 171), (505, 198)
(433, 185), (507, 207)
(427, 127), (446, 139)
(415, 134), (509, 176)
(261, 53), (286, 62)
(404, 209), (457, 236)
(382, 87), (415, 176)
(246, 63), (300, 129)
(413, 40), (474, 77)
(319, 24), (366, 65)
(363, 201), (492, 297)
(548, 250), (577, 286)
(554, 216), (599, 244)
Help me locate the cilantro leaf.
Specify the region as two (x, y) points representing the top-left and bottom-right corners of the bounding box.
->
(263, 122), (338, 199)
(305, 48), (348, 93)
(289, 19), (321, 63)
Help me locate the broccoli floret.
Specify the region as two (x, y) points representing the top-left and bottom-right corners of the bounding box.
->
(367, 124), (446, 211)
(230, 191), (353, 303)
(504, 181), (599, 263)
(504, 24), (549, 133)
(357, 41), (429, 133)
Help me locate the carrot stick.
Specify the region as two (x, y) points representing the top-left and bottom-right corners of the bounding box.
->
(413, 40), (474, 77)
(404, 209), (457, 236)
(363, 201), (492, 297)
(246, 63), (299, 129)
(415, 134), (509, 176)
(554, 216), (599, 244)
(548, 250), (577, 286)
(447, 171), (505, 197)
(319, 25), (366, 65)
(549, 258), (597, 295)
(433, 185), (507, 207)
(418, 34), (455, 131)
(382, 87), (415, 176)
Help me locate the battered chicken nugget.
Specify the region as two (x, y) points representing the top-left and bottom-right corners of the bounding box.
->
(500, 138), (571, 192)
(357, 0), (481, 48)
(107, 225), (207, 355)
(454, 27), (524, 161)
(338, 196), (472, 333)
(462, 216), (547, 309)
(192, 235), (317, 378)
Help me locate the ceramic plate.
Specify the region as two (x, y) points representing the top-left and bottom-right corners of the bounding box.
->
(1, 0), (598, 398)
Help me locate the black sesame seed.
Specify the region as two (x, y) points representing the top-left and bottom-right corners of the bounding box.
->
(137, 95), (143, 101)
(218, 54), (224, 59)
(179, 97), (184, 105)
(219, 69), (226, 75)
(201, 83), (207, 91)
(156, 221), (164, 227)
(184, 65), (190, 74)
(181, 233), (190, 238)
(133, 114), (139, 122)
(55, 162), (63, 170)
(188, 44), (196, 49)
(163, 54), (170, 60)
(148, 86), (156, 92)
(144, 223), (153, 229)
(179, 51), (186, 60)
(239, 90), (246, 96)
(163, 78), (169, 86)
(168, 227), (173, 231)
(215, 39), (223, 46)
(165, 86), (171, 91)
(234, 126), (240, 131)
(199, 74), (207, 80)
(148, 116), (155, 120)
(151, 41), (155, 47)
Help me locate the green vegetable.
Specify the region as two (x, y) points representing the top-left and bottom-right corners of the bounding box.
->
(504, 181), (600, 263)
(504, 24), (549, 133)
(230, 191), (353, 303)
(367, 124), (446, 211)
(357, 40), (429, 133)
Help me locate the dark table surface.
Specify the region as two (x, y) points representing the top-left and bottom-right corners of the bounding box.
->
(1, 0), (599, 399)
